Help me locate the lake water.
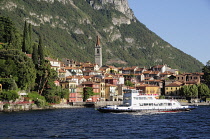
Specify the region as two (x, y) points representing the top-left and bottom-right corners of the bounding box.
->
(0, 106), (210, 139)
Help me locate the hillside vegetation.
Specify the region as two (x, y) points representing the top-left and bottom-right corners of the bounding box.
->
(0, 0), (203, 72)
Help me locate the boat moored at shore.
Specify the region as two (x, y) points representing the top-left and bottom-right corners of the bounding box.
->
(97, 89), (197, 113)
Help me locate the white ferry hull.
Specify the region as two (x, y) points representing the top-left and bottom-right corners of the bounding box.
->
(97, 106), (196, 113)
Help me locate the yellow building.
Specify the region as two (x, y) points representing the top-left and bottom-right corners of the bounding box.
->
(99, 82), (106, 101)
(136, 84), (160, 95)
(165, 81), (183, 98)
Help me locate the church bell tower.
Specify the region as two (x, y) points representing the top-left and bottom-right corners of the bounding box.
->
(95, 36), (102, 67)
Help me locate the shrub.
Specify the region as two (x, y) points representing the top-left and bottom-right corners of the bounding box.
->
(3, 103), (10, 109)
(0, 90), (19, 102)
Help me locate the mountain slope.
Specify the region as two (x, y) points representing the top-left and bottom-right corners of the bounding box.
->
(0, 0), (203, 72)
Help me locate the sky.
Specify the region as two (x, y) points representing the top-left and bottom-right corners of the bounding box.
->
(128, 0), (210, 65)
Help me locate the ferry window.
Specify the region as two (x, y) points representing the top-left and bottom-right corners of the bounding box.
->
(148, 97), (152, 100)
(139, 103), (143, 106)
(154, 103), (158, 106)
(144, 103), (149, 106)
(168, 103), (172, 106)
(149, 103), (153, 106)
(159, 103), (163, 106)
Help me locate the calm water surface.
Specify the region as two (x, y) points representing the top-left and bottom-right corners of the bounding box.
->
(0, 106), (210, 139)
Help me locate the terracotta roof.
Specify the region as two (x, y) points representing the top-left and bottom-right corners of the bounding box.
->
(185, 81), (198, 84)
(135, 68), (144, 71)
(150, 71), (160, 74)
(45, 57), (60, 62)
(26, 54), (32, 58)
(122, 67), (131, 70)
(59, 69), (66, 73)
(165, 82), (183, 87)
(83, 76), (94, 79)
(104, 77), (114, 79)
(143, 71), (152, 74)
(137, 84), (159, 87)
(81, 81), (94, 85)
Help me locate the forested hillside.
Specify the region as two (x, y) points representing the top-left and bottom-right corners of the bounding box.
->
(0, 0), (204, 72)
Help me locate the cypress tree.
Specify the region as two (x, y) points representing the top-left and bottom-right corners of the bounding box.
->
(32, 43), (38, 68)
(38, 35), (44, 65)
(22, 21), (31, 53)
(22, 36), (27, 52)
(28, 23), (32, 53)
(22, 21), (27, 53)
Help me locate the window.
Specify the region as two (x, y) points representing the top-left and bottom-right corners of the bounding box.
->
(154, 103), (158, 106)
(149, 103), (153, 106)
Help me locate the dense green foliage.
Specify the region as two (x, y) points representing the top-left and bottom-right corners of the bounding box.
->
(0, 90), (19, 102)
(125, 80), (134, 87)
(28, 91), (46, 107)
(0, 0), (203, 72)
(180, 84), (210, 98)
(0, 49), (36, 90)
(0, 16), (22, 49)
(0, 16), (68, 104)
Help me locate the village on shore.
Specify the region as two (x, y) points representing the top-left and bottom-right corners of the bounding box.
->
(26, 37), (204, 104)
(0, 37), (206, 112)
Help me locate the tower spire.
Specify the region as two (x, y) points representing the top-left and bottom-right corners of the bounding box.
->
(96, 36), (100, 46)
(95, 36), (102, 67)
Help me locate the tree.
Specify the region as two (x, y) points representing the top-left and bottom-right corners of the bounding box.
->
(0, 90), (19, 102)
(22, 21), (32, 54)
(38, 35), (44, 65)
(28, 23), (32, 50)
(32, 43), (39, 67)
(198, 84), (210, 97)
(22, 21), (28, 53)
(180, 85), (190, 97)
(0, 16), (21, 50)
(125, 80), (134, 87)
(0, 49), (36, 90)
(202, 60), (210, 87)
(83, 87), (98, 102)
(36, 62), (51, 95)
(189, 84), (198, 98)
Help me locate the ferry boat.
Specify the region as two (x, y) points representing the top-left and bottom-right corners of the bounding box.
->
(97, 89), (197, 113)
